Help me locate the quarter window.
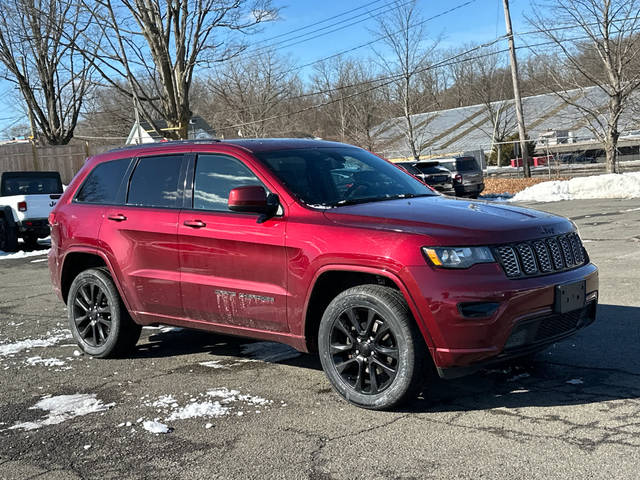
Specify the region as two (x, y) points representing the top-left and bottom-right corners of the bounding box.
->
(193, 154), (264, 212)
(127, 155), (182, 208)
(76, 158), (131, 204)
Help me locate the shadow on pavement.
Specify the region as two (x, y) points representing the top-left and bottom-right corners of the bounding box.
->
(133, 303), (640, 410)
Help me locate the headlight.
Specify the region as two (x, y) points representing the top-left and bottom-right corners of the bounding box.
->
(422, 246), (495, 269)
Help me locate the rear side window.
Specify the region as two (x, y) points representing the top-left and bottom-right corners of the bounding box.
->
(193, 154), (263, 212)
(76, 158), (131, 204)
(127, 155), (182, 208)
(455, 157), (479, 172)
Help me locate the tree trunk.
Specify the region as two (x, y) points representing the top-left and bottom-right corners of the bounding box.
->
(604, 129), (619, 174)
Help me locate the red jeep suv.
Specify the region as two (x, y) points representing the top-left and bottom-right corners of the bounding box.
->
(48, 139), (598, 409)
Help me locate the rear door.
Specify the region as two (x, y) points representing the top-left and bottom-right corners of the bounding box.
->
(178, 152), (288, 333)
(100, 154), (186, 322)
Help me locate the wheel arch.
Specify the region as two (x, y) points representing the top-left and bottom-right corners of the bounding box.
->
(60, 248), (132, 315)
(302, 265), (433, 353)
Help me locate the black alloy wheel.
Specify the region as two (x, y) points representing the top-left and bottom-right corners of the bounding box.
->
(318, 285), (428, 410)
(329, 305), (398, 395)
(68, 268), (141, 358)
(72, 281), (113, 347)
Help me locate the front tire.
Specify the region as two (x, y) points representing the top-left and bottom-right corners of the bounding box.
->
(318, 285), (428, 410)
(67, 268), (141, 358)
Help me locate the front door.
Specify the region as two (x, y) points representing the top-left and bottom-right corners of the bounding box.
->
(178, 153), (288, 333)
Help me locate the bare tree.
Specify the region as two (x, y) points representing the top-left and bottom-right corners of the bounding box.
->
(84, 0), (277, 140)
(528, 0), (640, 173)
(311, 56), (386, 150)
(206, 50), (302, 138)
(0, 0), (95, 145)
(374, 0), (439, 160)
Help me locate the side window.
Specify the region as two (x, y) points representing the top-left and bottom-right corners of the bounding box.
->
(127, 155), (182, 208)
(193, 154), (264, 212)
(76, 158), (131, 204)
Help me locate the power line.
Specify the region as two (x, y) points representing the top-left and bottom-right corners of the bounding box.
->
(225, 34), (599, 130)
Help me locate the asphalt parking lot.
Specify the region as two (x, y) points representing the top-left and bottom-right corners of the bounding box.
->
(1, 198), (639, 480)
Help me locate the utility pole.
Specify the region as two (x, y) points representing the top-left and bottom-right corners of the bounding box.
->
(502, 0), (531, 177)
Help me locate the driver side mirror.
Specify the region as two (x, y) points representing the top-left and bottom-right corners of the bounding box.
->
(228, 186), (279, 223)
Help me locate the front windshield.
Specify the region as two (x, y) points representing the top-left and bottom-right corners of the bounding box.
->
(255, 147), (436, 208)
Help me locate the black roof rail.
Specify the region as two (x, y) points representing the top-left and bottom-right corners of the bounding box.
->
(107, 138), (222, 153)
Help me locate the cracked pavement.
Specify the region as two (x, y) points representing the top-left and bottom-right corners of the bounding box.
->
(0, 198), (639, 479)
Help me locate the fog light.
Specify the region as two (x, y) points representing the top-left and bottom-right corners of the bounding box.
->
(458, 302), (499, 319)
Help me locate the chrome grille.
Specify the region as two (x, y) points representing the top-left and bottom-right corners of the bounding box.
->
(496, 233), (587, 278)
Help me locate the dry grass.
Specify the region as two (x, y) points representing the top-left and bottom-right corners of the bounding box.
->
(483, 176), (569, 195)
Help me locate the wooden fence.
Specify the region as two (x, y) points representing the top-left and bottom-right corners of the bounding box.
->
(0, 142), (117, 184)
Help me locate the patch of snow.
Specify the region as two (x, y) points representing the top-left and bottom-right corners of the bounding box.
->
(0, 249), (50, 260)
(83, 444), (91, 450)
(151, 395), (178, 409)
(240, 341), (301, 363)
(73, 350), (81, 357)
(509, 389), (530, 394)
(26, 356), (65, 367)
(566, 378), (584, 385)
(166, 401), (229, 421)
(8, 394), (114, 431)
(142, 420), (172, 434)
(29, 258), (48, 263)
(0, 331), (72, 356)
(510, 172), (640, 203)
(205, 423), (213, 429)
(199, 360), (227, 369)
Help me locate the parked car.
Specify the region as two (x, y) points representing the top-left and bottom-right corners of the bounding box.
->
(0, 171), (63, 251)
(49, 139), (598, 410)
(557, 153), (597, 164)
(396, 161), (455, 195)
(433, 156), (484, 198)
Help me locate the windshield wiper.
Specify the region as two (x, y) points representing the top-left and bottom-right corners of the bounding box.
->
(332, 193), (433, 207)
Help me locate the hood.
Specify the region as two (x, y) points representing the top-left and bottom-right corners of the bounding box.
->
(323, 196), (573, 245)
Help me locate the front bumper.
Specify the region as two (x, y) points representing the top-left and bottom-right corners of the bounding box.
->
(401, 262), (598, 374)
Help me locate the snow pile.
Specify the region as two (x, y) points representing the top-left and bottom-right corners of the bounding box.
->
(142, 420), (172, 434)
(240, 341), (301, 363)
(0, 331), (72, 356)
(8, 394), (114, 431)
(0, 249), (50, 260)
(26, 356), (65, 367)
(510, 172), (640, 202)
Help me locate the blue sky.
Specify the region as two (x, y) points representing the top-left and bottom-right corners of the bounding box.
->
(0, 0), (532, 139)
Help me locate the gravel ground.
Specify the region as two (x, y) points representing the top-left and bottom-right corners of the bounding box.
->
(0, 198), (639, 480)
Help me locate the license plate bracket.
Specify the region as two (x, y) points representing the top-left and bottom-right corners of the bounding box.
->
(554, 280), (586, 313)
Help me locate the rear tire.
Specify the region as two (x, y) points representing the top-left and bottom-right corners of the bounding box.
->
(67, 268), (141, 358)
(0, 217), (18, 252)
(318, 285), (428, 410)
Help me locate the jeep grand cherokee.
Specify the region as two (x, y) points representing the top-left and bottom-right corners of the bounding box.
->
(48, 139), (598, 409)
